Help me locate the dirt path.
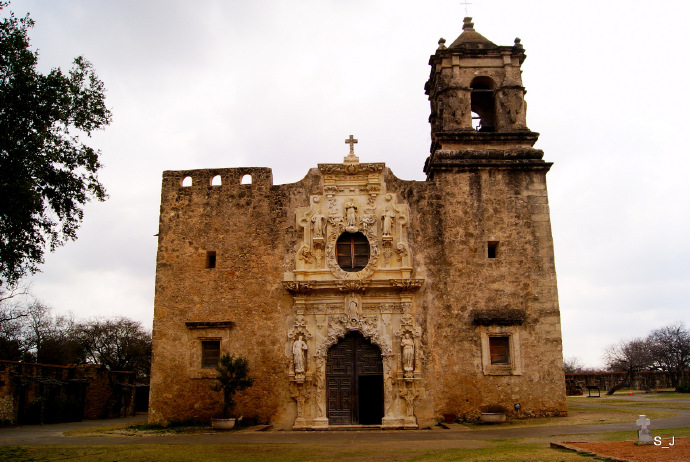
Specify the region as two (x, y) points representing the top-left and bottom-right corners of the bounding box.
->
(557, 438), (688, 462)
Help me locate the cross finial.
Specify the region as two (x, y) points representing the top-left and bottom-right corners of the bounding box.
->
(344, 134), (360, 163)
(345, 135), (358, 155)
(460, 1), (472, 16)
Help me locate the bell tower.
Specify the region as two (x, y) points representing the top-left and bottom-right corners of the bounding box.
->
(420, 17), (567, 422)
(424, 17), (543, 176)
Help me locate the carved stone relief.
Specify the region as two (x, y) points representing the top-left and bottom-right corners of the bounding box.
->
(285, 156), (423, 429)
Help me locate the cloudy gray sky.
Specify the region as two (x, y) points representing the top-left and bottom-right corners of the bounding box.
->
(8, 0), (690, 368)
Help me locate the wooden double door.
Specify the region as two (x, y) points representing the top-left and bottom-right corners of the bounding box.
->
(326, 332), (384, 425)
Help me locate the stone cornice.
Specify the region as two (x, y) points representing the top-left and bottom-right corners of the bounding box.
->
(433, 130), (539, 145)
(318, 163), (385, 175)
(282, 281), (315, 295)
(424, 148), (552, 177)
(283, 278), (424, 294)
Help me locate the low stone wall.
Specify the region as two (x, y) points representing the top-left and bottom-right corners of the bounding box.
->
(565, 370), (690, 395)
(0, 360), (136, 425)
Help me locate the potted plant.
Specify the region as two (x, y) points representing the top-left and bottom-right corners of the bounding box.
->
(210, 354), (254, 430)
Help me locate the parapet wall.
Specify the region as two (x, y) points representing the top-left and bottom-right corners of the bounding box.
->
(162, 167), (274, 192)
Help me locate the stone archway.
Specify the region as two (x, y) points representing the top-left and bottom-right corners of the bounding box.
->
(326, 331), (384, 425)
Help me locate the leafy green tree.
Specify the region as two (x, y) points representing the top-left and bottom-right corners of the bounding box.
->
(211, 354), (254, 418)
(0, 2), (111, 286)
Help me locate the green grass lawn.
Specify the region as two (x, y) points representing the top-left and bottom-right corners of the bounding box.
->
(3, 393), (689, 461)
(0, 440), (625, 462)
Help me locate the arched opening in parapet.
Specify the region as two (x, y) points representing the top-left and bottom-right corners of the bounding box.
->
(181, 176), (192, 187)
(211, 175), (222, 186)
(241, 174), (252, 185)
(470, 76), (496, 132)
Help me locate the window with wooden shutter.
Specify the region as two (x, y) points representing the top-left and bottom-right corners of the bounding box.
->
(336, 232), (370, 272)
(489, 336), (510, 365)
(201, 340), (220, 368)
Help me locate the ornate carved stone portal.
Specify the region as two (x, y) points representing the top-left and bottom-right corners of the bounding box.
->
(285, 148), (424, 429)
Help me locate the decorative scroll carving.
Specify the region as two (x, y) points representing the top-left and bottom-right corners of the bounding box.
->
(360, 216), (376, 233)
(283, 281), (315, 295)
(395, 242), (409, 264)
(400, 382), (420, 427)
(315, 314), (392, 358)
(288, 315), (312, 340)
(336, 280), (368, 293)
(318, 163), (385, 174)
(390, 279), (424, 292)
(298, 244), (312, 264)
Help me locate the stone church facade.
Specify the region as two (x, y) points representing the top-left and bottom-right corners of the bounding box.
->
(149, 18), (567, 429)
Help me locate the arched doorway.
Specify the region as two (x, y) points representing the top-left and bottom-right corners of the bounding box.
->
(326, 331), (384, 425)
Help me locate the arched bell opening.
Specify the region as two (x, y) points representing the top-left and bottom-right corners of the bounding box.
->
(470, 76), (496, 132)
(326, 331), (384, 425)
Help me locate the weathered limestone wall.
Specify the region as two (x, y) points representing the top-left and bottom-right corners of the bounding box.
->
(149, 167), (319, 427)
(409, 167), (566, 421)
(0, 360), (135, 424)
(150, 160), (566, 428)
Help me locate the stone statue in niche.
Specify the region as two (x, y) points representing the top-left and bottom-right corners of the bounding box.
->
(311, 210), (326, 240)
(292, 334), (308, 375)
(401, 332), (415, 375)
(382, 207), (395, 236)
(346, 298), (360, 321)
(345, 199), (358, 230)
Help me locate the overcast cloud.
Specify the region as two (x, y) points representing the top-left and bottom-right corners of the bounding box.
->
(6, 0), (690, 369)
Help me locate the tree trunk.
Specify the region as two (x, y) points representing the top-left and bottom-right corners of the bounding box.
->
(606, 379), (630, 395)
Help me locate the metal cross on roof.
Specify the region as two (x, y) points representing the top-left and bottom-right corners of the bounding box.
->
(460, 1), (472, 15)
(345, 135), (358, 155)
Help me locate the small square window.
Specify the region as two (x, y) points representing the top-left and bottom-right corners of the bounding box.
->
(206, 251), (216, 269)
(487, 241), (499, 259)
(201, 340), (220, 368)
(481, 327), (521, 376)
(489, 336), (510, 365)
